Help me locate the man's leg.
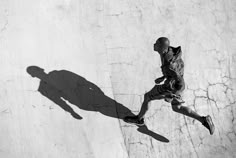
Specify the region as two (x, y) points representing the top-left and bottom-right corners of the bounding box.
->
(137, 93), (151, 120)
(171, 99), (204, 123)
(171, 99), (215, 135)
(124, 85), (165, 125)
(138, 85), (167, 119)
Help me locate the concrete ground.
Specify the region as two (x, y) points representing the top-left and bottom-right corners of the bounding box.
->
(0, 0), (236, 158)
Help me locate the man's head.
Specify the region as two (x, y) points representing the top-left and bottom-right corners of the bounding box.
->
(154, 37), (170, 54)
(26, 66), (46, 78)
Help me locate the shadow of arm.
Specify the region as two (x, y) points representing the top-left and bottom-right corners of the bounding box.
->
(53, 97), (83, 120)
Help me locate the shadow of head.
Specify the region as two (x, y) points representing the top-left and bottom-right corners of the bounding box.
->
(26, 66), (47, 79)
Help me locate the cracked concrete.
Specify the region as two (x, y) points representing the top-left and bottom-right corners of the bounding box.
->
(0, 0), (236, 158)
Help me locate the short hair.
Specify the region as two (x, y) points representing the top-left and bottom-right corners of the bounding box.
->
(156, 37), (170, 48)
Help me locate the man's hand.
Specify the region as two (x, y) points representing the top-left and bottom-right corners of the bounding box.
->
(164, 93), (177, 98)
(155, 76), (165, 84)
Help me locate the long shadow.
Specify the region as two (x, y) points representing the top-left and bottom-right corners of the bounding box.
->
(26, 66), (169, 143)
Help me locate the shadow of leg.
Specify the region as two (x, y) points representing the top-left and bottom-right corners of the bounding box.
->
(137, 125), (169, 143)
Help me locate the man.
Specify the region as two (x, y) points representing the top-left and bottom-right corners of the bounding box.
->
(124, 37), (215, 135)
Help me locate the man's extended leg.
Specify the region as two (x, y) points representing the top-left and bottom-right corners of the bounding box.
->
(171, 99), (203, 123)
(124, 85), (165, 125)
(171, 99), (215, 135)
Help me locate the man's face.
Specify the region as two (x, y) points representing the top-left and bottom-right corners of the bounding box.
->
(153, 42), (162, 53)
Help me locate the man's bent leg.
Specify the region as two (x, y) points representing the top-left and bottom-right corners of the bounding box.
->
(138, 85), (165, 119)
(124, 92), (152, 125)
(124, 85), (164, 125)
(137, 93), (151, 119)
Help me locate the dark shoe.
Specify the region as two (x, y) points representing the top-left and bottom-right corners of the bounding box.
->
(202, 115), (215, 135)
(123, 116), (145, 126)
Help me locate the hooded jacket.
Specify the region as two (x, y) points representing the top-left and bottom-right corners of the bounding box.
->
(161, 46), (184, 79)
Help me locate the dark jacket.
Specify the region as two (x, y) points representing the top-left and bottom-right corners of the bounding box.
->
(161, 46), (184, 79)
(161, 46), (185, 95)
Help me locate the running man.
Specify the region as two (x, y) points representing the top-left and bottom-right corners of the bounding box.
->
(124, 37), (215, 135)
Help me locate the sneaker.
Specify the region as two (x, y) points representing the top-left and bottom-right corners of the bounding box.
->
(123, 116), (145, 126)
(202, 115), (215, 135)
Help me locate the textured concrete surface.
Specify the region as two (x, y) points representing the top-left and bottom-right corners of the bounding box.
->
(0, 0), (236, 158)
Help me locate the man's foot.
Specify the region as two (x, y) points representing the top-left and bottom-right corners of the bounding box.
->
(202, 115), (215, 135)
(123, 116), (145, 126)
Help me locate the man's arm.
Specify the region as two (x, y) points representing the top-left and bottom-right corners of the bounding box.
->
(155, 75), (165, 84)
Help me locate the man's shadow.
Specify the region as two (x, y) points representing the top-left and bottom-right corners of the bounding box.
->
(26, 66), (169, 143)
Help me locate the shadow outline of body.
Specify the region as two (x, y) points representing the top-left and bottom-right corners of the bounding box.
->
(26, 66), (169, 143)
